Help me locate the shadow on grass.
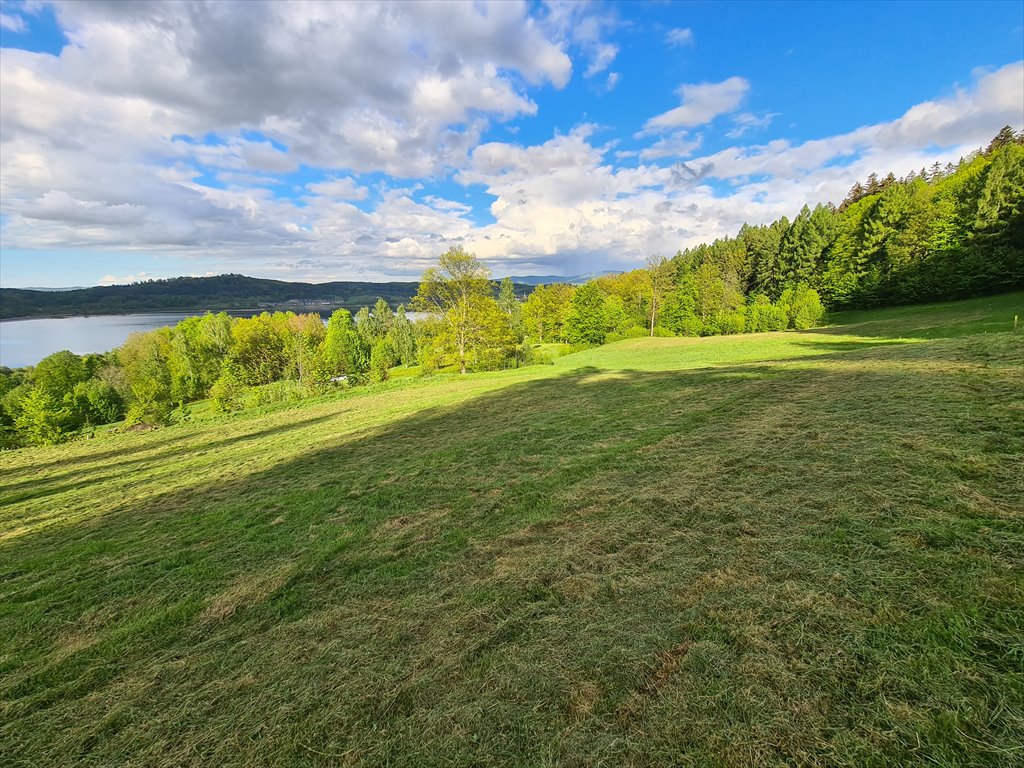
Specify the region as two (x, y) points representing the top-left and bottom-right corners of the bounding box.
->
(1, 333), (1022, 766)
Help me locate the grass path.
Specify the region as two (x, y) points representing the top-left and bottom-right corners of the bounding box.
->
(1, 292), (1022, 767)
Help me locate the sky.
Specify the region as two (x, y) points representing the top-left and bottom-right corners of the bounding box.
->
(0, 1), (1022, 288)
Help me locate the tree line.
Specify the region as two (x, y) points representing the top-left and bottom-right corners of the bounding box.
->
(1, 128), (1020, 448)
(0, 274), (429, 320)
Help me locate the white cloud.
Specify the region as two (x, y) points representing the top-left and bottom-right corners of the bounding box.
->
(0, 12), (26, 32)
(642, 76), (750, 133)
(306, 177), (369, 201)
(666, 28), (693, 47)
(99, 272), (153, 285)
(2, 2), (1021, 283)
(541, 0), (619, 79)
(605, 72), (620, 91)
(638, 132), (703, 161)
(726, 111), (778, 138)
(585, 43), (619, 78)
(4, 0), (571, 179)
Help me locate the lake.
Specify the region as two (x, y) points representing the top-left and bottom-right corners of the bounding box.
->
(0, 310), (427, 368)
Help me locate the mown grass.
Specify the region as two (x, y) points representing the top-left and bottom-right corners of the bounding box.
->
(1, 292), (1022, 767)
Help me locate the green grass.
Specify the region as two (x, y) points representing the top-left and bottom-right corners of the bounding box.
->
(1, 291), (1022, 767)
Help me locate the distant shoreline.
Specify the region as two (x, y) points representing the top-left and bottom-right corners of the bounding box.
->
(0, 306), (347, 322)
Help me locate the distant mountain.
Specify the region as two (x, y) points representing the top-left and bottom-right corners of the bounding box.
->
(0, 273), (536, 320)
(501, 271), (620, 286)
(22, 286), (88, 292)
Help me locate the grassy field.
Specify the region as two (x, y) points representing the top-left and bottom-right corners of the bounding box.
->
(1, 292), (1022, 767)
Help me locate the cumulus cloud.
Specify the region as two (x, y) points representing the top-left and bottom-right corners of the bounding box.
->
(0, 0), (572, 195)
(665, 28), (693, 47)
(642, 76), (750, 133)
(441, 63), (1024, 275)
(1, 1), (1021, 282)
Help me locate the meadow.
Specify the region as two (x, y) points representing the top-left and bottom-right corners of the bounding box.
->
(1, 292), (1022, 767)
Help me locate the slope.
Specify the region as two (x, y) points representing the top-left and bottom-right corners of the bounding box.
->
(1, 292), (1022, 767)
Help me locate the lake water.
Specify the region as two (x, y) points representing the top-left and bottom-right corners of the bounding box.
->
(0, 310), (427, 369)
(0, 312), (258, 369)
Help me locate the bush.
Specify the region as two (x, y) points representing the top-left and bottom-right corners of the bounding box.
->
(246, 379), (307, 408)
(745, 294), (787, 332)
(606, 325), (648, 343)
(517, 344), (554, 367)
(719, 312), (746, 335)
(781, 285), (826, 329)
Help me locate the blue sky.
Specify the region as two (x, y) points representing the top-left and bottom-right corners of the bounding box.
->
(1, 0), (1022, 287)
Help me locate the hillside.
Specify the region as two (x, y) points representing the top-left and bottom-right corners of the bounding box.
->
(1, 293), (1022, 766)
(0, 275), (536, 319)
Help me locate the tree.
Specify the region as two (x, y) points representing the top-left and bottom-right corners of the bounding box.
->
(369, 339), (394, 382)
(744, 294), (788, 332)
(15, 386), (73, 446)
(322, 309), (367, 377)
(646, 256), (675, 336)
(117, 329), (173, 424)
(522, 283), (574, 343)
(498, 277), (525, 342)
(230, 313), (289, 385)
(388, 305), (417, 367)
(413, 247), (495, 374)
(287, 313), (327, 384)
(661, 271), (701, 336)
(362, 298), (394, 344)
(32, 350), (90, 401)
(563, 282), (607, 345)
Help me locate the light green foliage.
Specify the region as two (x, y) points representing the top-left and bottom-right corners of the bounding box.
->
(72, 377), (125, 425)
(644, 256), (675, 336)
(118, 330), (173, 425)
(285, 313), (327, 383)
(209, 362), (245, 413)
(13, 385), (73, 446)
(369, 339), (395, 382)
(360, 298), (394, 346)
(594, 270), (649, 331)
(413, 247), (499, 374)
(522, 283), (574, 343)
(388, 305), (418, 367)
(32, 350), (91, 401)
(498, 277), (525, 343)
(230, 313), (290, 386)
(322, 308), (368, 378)
(744, 293), (788, 332)
(779, 284), (826, 330)
(563, 282), (608, 345)
(660, 272), (702, 336)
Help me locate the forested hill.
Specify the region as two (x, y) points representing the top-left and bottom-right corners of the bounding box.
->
(1, 275), (425, 319)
